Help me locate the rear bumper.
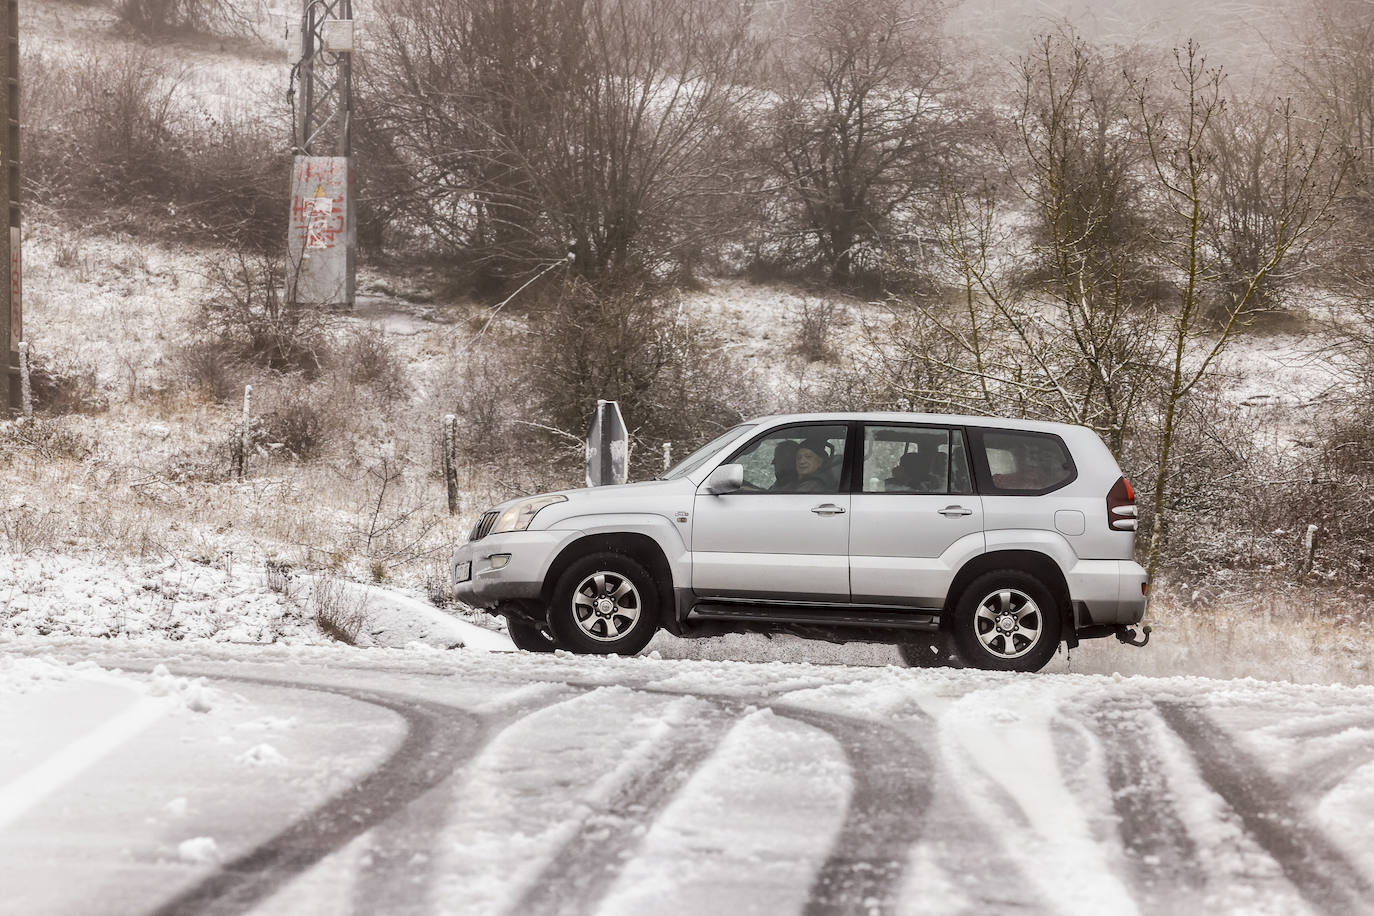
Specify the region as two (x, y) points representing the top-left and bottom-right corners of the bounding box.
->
(1067, 559), (1148, 626)
(450, 530), (576, 609)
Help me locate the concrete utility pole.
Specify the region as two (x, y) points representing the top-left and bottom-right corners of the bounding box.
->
(1, 0), (20, 412)
(286, 0), (355, 309)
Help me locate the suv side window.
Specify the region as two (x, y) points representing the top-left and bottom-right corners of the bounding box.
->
(970, 428), (1076, 495)
(726, 424), (848, 494)
(860, 425), (973, 495)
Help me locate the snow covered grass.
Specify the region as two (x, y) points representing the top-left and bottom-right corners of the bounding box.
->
(3, 538), (1368, 689)
(8, 215), (1372, 682)
(0, 548), (509, 651)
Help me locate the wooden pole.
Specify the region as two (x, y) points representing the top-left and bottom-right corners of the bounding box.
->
(17, 338), (29, 418)
(443, 413), (459, 515)
(236, 384), (252, 479)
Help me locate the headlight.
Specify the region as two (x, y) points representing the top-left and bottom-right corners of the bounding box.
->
(490, 495), (567, 534)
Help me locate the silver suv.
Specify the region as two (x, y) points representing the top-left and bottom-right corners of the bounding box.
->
(451, 413), (1149, 672)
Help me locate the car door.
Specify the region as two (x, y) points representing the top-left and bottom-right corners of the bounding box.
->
(848, 423), (985, 607)
(690, 423), (852, 603)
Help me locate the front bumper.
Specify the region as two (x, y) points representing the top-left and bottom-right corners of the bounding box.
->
(450, 529), (576, 609)
(1067, 559), (1149, 626)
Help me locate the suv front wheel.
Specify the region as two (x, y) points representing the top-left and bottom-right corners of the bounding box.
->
(547, 552), (661, 655)
(951, 570), (1062, 673)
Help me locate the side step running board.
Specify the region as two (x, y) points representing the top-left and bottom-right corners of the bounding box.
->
(688, 602), (939, 632)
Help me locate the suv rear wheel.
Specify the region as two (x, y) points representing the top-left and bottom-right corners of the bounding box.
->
(547, 552), (661, 655)
(951, 570), (1062, 673)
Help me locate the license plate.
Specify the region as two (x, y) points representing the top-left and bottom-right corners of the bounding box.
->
(454, 561), (471, 584)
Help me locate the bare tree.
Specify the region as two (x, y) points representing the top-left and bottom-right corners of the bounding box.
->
(1007, 32), (1157, 451)
(1290, 0), (1374, 153)
(1205, 95), (1333, 312)
(762, 0), (969, 286)
(364, 0), (761, 288)
(891, 34), (1159, 452)
(1133, 41), (1344, 580)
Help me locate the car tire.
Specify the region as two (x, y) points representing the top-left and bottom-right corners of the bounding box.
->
(897, 631), (965, 669)
(547, 552), (661, 656)
(951, 570), (1062, 673)
(505, 616), (559, 653)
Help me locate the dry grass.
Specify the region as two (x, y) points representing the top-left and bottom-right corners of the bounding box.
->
(308, 574), (370, 644)
(1046, 586), (1374, 686)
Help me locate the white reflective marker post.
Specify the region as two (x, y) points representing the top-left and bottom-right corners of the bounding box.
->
(586, 400), (628, 487)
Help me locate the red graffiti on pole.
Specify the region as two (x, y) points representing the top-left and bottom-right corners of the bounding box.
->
(289, 159), (345, 252)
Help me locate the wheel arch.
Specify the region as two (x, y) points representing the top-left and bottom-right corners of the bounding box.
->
(541, 532), (675, 620)
(943, 549), (1074, 641)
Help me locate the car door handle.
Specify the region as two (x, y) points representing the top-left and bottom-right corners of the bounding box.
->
(811, 503), (846, 516)
(939, 505), (973, 517)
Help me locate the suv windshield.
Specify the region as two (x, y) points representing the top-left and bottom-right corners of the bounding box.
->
(660, 425), (756, 480)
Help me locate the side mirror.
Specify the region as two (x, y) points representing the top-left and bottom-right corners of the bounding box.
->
(702, 463), (744, 495)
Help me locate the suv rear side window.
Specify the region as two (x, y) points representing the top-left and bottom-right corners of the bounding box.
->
(970, 429), (1076, 495)
(860, 425), (973, 495)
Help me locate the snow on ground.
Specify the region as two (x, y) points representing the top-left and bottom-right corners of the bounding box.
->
(0, 550), (508, 652)
(6, 642), (1374, 914)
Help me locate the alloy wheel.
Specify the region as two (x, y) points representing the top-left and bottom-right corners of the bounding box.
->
(571, 572), (642, 642)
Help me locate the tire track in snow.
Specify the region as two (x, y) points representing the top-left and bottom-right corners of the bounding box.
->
(1304, 741), (1374, 801)
(1087, 706), (1206, 902)
(1302, 735), (1374, 801)
(776, 705), (933, 916)
(509, 703), (736, 916)
(1157, 701), (1374, 915)
(145, 675), (490, 916)
(1265, 712), (1374, 742)
(351, 684), (583, 916)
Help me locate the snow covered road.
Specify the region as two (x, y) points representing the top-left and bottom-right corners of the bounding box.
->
(4, 642), (1374, 915)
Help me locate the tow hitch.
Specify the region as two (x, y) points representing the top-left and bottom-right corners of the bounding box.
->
(1115, 625), (1151, 648)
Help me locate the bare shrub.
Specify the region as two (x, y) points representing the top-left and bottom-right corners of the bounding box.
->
(163, 447), (228, 484)
(1254, 402), (1374, 589)
(0, 418), (95, 462)
(437, 349), (576, 498)
(178, 105), (291, 251)
(340, 328), (408, 402)
(448, 351), (534, 464)
(23, 50), (287, 247)
(525, 278), (762, 478)
(115, 0), (259, 37)
(173, 339), (244, 404)
(0, 504), (63, 555)
(792, 296), (841, 362)
(23, 349), (107, 416)
(265, 558), (293, 595)
(200, 253), (332, 374)
(24, 49), (181, 208)
(309, 575), (369, 644)
(255, 388), (333, 461)
(347, 447), (443, 566)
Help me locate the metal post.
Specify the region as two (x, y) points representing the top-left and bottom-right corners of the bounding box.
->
(286, 0), (354, 309)
(585, 400), (628, 487)
(1, 0), (19, 413)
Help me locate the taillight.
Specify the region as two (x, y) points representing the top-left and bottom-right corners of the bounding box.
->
(1107, 477), (1137, 531)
